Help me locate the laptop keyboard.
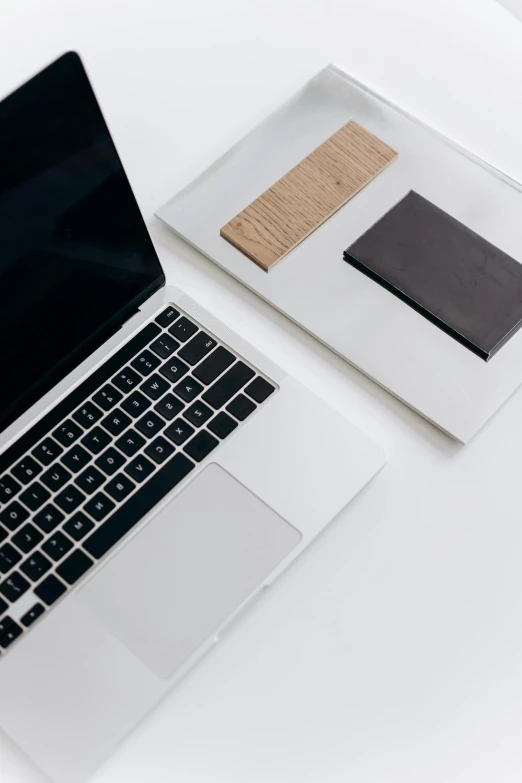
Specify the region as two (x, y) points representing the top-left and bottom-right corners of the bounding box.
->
(0, 306), (275, 654)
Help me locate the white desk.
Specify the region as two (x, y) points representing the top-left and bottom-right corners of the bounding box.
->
(2, 1), (522, 781)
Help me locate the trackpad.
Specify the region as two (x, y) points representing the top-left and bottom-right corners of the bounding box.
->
(77, 464), (301, 680)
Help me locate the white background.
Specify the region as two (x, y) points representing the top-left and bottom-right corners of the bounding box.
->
(1, 1), (522, 781)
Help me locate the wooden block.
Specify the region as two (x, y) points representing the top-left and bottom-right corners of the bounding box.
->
(220, 120), (398, 272)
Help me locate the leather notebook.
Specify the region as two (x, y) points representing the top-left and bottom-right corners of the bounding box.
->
(344, 191), (522, 361)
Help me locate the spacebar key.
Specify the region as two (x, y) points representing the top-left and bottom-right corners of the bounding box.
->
(83, 453), (195, 559)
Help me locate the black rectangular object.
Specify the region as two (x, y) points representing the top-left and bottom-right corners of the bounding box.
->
(193, 347), (235, 385)
(344, 191), (522, 361)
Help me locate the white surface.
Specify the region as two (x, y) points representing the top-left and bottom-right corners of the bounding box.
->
(158, 65), (522, 443)
(2, 1), (522, 782)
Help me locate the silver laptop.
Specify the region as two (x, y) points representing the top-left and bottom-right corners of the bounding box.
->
(0, 53), (385, 782)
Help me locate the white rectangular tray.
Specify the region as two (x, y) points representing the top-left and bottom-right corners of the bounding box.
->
(157, 65), (522, 443)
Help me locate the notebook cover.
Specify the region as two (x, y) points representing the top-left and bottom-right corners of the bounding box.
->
(344, 191), (522, 360)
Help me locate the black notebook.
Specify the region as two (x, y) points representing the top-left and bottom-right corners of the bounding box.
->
(344, 191), (522, 361)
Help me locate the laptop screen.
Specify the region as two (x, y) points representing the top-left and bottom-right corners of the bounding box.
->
(0, 52), (164, 435)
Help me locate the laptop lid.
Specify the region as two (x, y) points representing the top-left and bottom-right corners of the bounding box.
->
(0, 52), (165, 436)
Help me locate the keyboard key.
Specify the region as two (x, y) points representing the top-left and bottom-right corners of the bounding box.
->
(207, 412), (238, 440)
(168, 316), (198, 342)
(183, 431), (219, 462)
(64, 512), (95, 541)
(135, 412), (165, 439)
(72, 401), (103, 429)
(12, 523), (43, 554)
(202, 362), (255, 409)
(0, 475), (21, 504)
(52, 420), (83, 447)
(55, 485), (85, 514)
(12, 456), (42, 485)
(131, 349), (161, 376)
(154, 393), (183, 421)
(0, 526), (7, 544)
(150, 334), (179, 359)
(42, 532), (74, 562)
(155, 306), (180, 327)
(81, 426), (111, 455)
(159, 357), (189, 384)
(57, 550), (94, 585)
(178, 332), (217, 365)
(115, 430), (146, 457)
(145, 436), (175, 464)
(21, 552), (52, 582)
(101, 409), (132, 437)
(125, 455), (155, 483)
(61, 444), (91, 473)
(0, 544), (22, 574)
(0, 617), (13, 636)
(19, 481), (51, 511)
(183, 401), (213, 427)
(193, 346), (235, 385)
(173, 377), (203, 403)
(40, 464), (71, 492)
(112, 367), (141, 393)
(0, 501), (29, 531)
(35, 574), (67, 606)
(0, 572), (30, 602)
(245, 376), (275, 403)
(92, 384), (123, 411)
(31, 437), (64, 466)
(121, 390), (151, 418)
(84, 493), (115, 522)
(164, 418), (194, 446)
(33, 504), (64, 534)
(95, 447), (126, 476)
(74, 465), (105, 495)
(0, 597), (7, 615)
(21, 603), (45, 628)
(105, 474), (135, 503)
(84, 453), (195, 559)
(0, 617), (23, 649)
(140, 374), (169, 401)
(226, 393), (256, 421)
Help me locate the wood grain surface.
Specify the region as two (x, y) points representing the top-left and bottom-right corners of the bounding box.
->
(220, 120), (398, 272)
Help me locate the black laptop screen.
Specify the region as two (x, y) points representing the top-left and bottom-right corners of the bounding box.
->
(0, 52), (164, 434)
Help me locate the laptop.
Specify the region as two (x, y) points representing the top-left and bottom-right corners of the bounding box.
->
(0, 52), (385, 783)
